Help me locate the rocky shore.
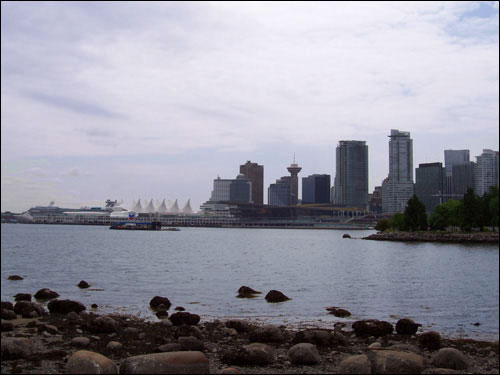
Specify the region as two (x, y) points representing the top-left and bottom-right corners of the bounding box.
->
(363, 231), (499, 243)
(1, 296), (498, 374)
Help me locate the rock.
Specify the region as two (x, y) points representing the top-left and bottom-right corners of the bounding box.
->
(1, 320), (14, 332)
(225, 320), (253, 333)
(1, 301), (14, 310)
(14, 301), (46, 317)
(175, 306), (186, 311)
(38, 324), (59, 334)
(326, 306), (351, 317)
(368, 349), (426, 374)
(221, 368), (242, 374)
(106, 341), (123, 350)
(48, 299), (86, 314)
(419, 331), (442, 351)
(89, 316), (117, 333)
(71, 337), (91, 347)
(123, 327), (139, 335)
(67, 311), (82, 321)
(158, 343), (183, 352)
(178, 336), (205, 351)
(431, 348), (468, 370)
(34, 288), (59, 300)
(352, 319), (393, 337)
(264, 290), (290, 302)
(343, 234), (351, 238)
(67, 350), (118, 374)
(1, 337), (34, 359)
(119, 351), (209, 374)
(174, 325), (204, 340)
(288, 343), (321, 365)
(338, 354), (372, 374)
(14, 293), (32, 302)
(149, 296), (172, 310)
(7, 275), (23, 280)
(91, 304), (98, 309)
(396, 318), (421, 335)
(223, 343), (275, 365)
(170, 311), (200, 326)
(156, 309), (169, 319)
(1, 308), (18, 320)
(77, 280), (90, 288)
(237, 286), (262, 298)
(368, 342), (382, 349)
(249, 325), (285, 343)
(292, 329), (332, 346)
(421, 368), (461, 374)
(138, 333), (146, 339)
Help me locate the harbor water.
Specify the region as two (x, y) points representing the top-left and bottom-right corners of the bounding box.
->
(1, 223), (498, 340)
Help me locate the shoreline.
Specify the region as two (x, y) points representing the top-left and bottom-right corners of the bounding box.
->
(363, 231), (499, 243)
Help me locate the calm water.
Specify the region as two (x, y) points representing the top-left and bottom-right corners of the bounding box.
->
(1, 224), (498, 340)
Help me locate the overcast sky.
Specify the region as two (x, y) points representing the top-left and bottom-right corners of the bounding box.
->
(1, 1), (499, 212)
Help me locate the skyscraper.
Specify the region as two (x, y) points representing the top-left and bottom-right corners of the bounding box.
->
(240, 161), (264, 205)
(302, 174), (331, 204)
(415, 162), (445, 214)
(268, 178), (291, 206)
(333, 140), (368, 209)
(381, 129), (414, 214)
(444, 149), (470, 198)
(474, 149), (499, 197)
(286, 158), (302, 205)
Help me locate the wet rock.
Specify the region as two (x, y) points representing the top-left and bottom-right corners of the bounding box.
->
(223, 343), (275, 366)
(175, 306), (186, 311)
(396, 318), (421, 335)
(1, 308), (18, 320)
(421, 368), (461, 374)
(34, 288), (59, 300)
(237, 286), (262, 298)
(170, 311), (200, 326)
(221, 368), (242, 374)
(431, 348), (468, 370)
(119, 351), (209, 374)
(91, 304), (98, 309)
(77, 280), (90, 289)
(89, 316), (117, 333)
(225, 319), (253, 333)
(388, 343), (421, 354)
(178, 336), (205, 351)
(368, 342), (382, 349)
(106, 341), (123, 350)
(326, 306), (351, 317)
(174, 325), (204, 340)
(67, 350), (118, 374)
(264, 290), (290, 303)
(343, 234), (351, 238)
(14, 293), (32, 302)
(419, 331), (442, 351)
(48, 299), (86, 314)
(1, 337), (34, 359)
(67, 311), (82, 321)
(149, 296), (172, 310)
(288, 343), (321, 365)
(352, 319), (394, 337)
(338, 354), (372, 374)
(249, 325), (285, 343)
(123, 327), (139, 335)
(14, 301), (46, 317)
(37, 323), (59, 334)
(292, 329), (332, 346)
(1, 320), (14, 332)
(1, 301), (14, 310)
(7, 275), (23, 280)
(158, 343), (182, 352)
(71, 337), (91, 348)
(368, 349), (426, 374)
(155, 309), (169, 319)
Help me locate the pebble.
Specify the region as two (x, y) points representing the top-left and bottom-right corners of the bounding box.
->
(76, 329), (83, 334)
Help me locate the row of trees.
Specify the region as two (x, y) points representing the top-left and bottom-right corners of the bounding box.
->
(375, 186), (499, 232)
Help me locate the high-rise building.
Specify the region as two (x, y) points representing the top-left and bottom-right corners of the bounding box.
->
(268, 178), (291, 206)
(210, 178), (233, 202)
(333, 140), (368, 209)
(381, 129), (414, 213)
(240, 161), (264, 205)
(474, 149), (499, 196)
(452, 162), (475, 197)
(230, 174), (252, 203)
(287, 159), (302, 205)
(302, 174), (331, 204)
(368, 186), (383, 214)
(444, 150), (470, 198)
(415, 162), (445, 214)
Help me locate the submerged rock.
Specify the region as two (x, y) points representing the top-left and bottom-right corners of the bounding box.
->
(326, 306), (351, 317)
(34, 288), (59, 300)
(77, 280), (90, 289)
(14, 293), (32, 302)
(170, 311), (200, 326)
(149, 296), (172, 310)
(396, 318), (421, 335)
(7, 275), (23, 280)
(237, 286), (262, 298)
(352, 319), (393, 337)
(264, 290), (290, 303)
(48, 299), (86, 314)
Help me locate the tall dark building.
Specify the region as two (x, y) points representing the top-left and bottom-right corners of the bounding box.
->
(452, 162), (475, 196)
(287, 159), (302, 205)
(302, 174), (331, 204)
(268, 178), (291, 206)
(415, 162), (445, 214)
(240, 161), (264, 205)
(230, 174), (252, 203)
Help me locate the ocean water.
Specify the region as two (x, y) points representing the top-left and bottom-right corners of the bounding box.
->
(1, 223), (498, 340)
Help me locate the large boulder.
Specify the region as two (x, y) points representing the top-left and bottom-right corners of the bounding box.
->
(338, 354), (372, 374)
(419, 331), (442, 351)
(431, 348), (468, 370)
(14, 301), (46, 317)
(67, 350), (118, 374)
(178, 336), (205, 351)
(149, 296), (172, 310)
(396, 318), (421, 335)
(34, 288), (59, 300)
(7, 275), (23, 280)
(292, 329), (343, 346)
(264, 290), (290, 303)
(1, 337), (34, 359)
(174, 325), (204, 340)
(48, 299), (86, 314)
(14, 293), (32, 302)
(1, 308), (18, 320)
(237, 286), (262, 298)
(119, 351), (209, 374)
(288, 343), (321, 365)
(1, 321), (14, 332)
(88, 316), (117, 333)
(368, 349), (426, 374)
(170, 312), (200, 326)
(352, 319), (393, 337)
(1, 301), (14, 310)
(223, 343), (275, 366)
(249, 325), (285, 343)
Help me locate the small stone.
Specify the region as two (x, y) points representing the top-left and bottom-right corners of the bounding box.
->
(7, 275), (23, 280)
(67, 311), (82, 321)
(221, 367), (242, 374)
(1, 321), (14, 332)
(419, 331), (442, 351)
(71, 337), (91, 347)
(124, 327), (139, 335)
(431, 348), (468, 370)
(14, 293), (32, 302)
(76, 329), (83, 334)
(158, 343), (182, 352)
(77, 280), (90, 289)
(178, 336), (205, 351)
(368, 342), (382, 349)
(175, 306), (186, 311)
(91, 304), (98, 309)
(237, 286), (262, 298)
(288, 343), (321, 365)
(249, 325), (285, 343)
(1, 308), (18, 320)
(138, 333), (146, 339)
(106, 341), (123, 350)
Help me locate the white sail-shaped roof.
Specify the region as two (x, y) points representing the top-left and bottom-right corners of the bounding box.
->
(157, 199), (168, 214)
(146, 199), (156, 213)
(133, 199), (144, 213)
(169, 199), (179, 213)
(182, 199), (193, 214)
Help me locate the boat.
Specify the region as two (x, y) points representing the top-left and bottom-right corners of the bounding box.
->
(109, 221), (162, 230)
(163, 227), (180, 231)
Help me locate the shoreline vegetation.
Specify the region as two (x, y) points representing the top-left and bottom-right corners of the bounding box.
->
(363, 231), (499, 243)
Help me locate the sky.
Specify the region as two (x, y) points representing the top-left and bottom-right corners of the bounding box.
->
(1, 1), (499, 213)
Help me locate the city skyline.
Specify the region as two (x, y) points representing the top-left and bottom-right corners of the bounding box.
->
(2, 2), (499, 212)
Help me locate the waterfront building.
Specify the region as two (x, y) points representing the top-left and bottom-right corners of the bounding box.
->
(210, 177), (233, 202)
(415, 162), (445, 214)
(229, 174), (252, 203)
(302, 174), (331, 204)
(268, 178), (291, 206)
(333, 140), (368, 209)
(287, 158), (302, 205)
(240, 161), (264, 205)
(381, 129), (414, 213)
(474, 149), (499, 197)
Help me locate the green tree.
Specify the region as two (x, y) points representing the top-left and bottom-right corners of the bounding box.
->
(403, 195), (427, 231)
(490, 195), (499, 229)
(460, 188), (480, 232)
(389, 212), (405, 231)
(429, 199), (461, 231)
(375, 218), (390, 232)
